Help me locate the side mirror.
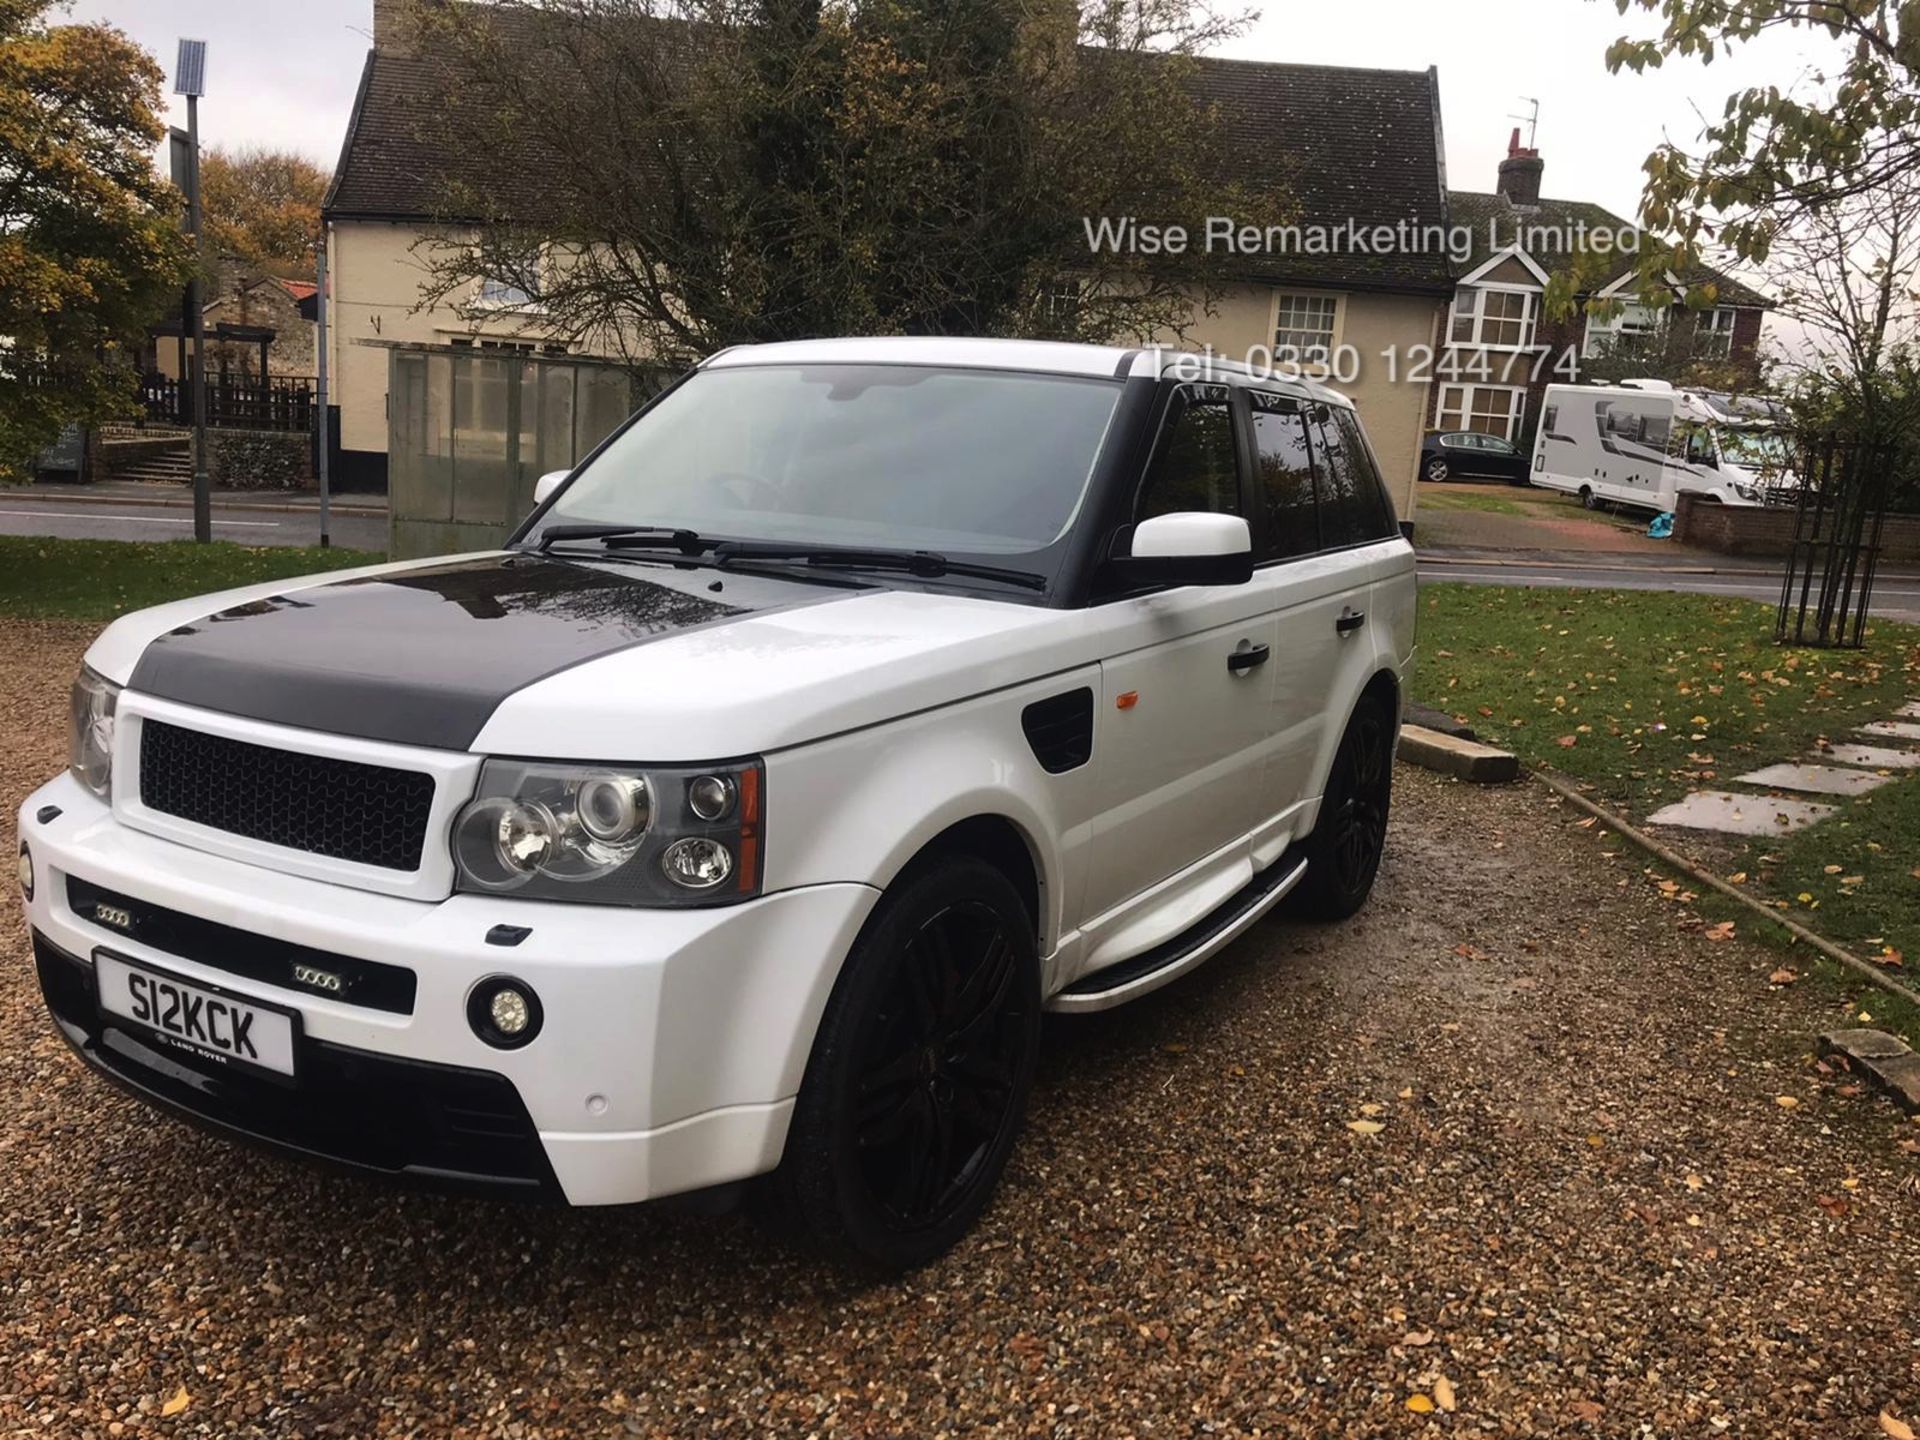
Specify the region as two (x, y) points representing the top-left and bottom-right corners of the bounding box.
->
(533, 469), (571, 507)
(1107, 512), (1253, 588)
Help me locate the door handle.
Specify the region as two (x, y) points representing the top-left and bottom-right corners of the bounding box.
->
(1335, 609), (1367, 635)
(1226, 643), (1270, 674)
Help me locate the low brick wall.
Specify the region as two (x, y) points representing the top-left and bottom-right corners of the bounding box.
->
(202, 429), (312, 490)
(1675, 493), (1920, 563)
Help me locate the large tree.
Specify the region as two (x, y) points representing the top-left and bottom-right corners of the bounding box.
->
(201, 145), (327, 277)
(407, 0), (1289, 368)
(1607, 0), (1920, 264)
(0, 0), (189, 475)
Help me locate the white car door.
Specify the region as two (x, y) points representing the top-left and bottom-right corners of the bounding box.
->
(1081, 384), (1276, 922)
(1241, 393), (1376, 863)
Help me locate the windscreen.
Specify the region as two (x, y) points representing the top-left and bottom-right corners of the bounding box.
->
(1719, 428), (1790, 468)
(542, 363), (1123, 554)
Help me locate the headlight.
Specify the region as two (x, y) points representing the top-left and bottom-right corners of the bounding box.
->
(1732, 482), (1760, 500)
(69, 667), (120, 800)
(452, 758), (763, 906)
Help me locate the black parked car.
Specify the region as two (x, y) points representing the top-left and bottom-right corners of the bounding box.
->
(1420, 430), (1530, 485)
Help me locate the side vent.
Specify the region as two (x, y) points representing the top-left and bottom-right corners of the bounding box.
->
(1022, 688), (1094, 774)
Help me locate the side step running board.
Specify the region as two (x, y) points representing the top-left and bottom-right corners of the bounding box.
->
(1048, 852), (1309, 1013)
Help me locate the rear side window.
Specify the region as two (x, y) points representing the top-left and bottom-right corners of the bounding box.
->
(1136, 385), (1241, 521)
(1308, 404), (1395, 547)
(1249, 392), (1319, 559)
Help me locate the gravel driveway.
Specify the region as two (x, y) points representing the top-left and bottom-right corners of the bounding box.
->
(3, 621), (1916, 1438)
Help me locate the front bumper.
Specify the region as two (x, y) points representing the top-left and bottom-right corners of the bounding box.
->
(19, 773), (879, 1206)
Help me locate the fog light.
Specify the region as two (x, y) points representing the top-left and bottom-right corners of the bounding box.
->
(490, 987), (531, 1035)
(468, 976), (543, 1049)
(16, 845), (33, 902)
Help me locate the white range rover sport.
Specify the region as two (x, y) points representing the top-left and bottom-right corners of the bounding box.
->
(19, 337), (1415, 1268)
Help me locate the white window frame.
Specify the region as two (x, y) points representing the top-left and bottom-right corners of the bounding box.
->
(472, 245), (547, 312)
(1584, 299), (1667, 356)
(1449, 284), (1540, 351)
(1270, 291), (1341, 368)
(1698, 306), (1737, 358)
(1436, 383), (1526, 441)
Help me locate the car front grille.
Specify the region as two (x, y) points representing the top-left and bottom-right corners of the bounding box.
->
(138, 719), (434, 872)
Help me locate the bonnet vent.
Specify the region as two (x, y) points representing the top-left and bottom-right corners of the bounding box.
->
(1021, 689), (1094, 774)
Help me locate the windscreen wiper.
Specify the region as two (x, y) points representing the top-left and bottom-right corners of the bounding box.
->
(710, 541), (1047, 592)
(536, 524), (711, 555)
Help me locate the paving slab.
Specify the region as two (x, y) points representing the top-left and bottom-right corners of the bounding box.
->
(1733, 763), (1893, 797)
(1643, 790), (1837, 835)
(1813, 742), (1920, 770)
(1898, 700), (1920, 719)
(1858, 720), (1920, 741)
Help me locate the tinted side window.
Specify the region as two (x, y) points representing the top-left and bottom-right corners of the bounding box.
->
(1136, 385), (1240, 521)
(1334, 407), (1398, 538)
(1307, 404), (1394, 547)
(1249, 392), (1318, 559)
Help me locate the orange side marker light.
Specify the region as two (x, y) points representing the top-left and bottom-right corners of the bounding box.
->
(1116, 691), (1139, 710)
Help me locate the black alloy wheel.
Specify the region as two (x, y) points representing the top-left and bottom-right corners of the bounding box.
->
(1289, 694), (1395, 920)
(852, 900), (1026, 1231)
(773, 856), (1039, 1270)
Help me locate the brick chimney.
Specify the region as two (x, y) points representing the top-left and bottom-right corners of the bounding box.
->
(1497, 128), (1544, 207)
(372, 0), (414, 55)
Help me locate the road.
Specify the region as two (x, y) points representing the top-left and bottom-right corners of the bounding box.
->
(0, 497), (387, 552)
(1421, 554), (1920, 623)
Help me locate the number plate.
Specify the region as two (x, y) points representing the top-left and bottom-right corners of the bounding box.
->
(94, 952), (299, 1079)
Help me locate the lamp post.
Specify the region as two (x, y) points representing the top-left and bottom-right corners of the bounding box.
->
(314, 237), (331, 547)
(175, 39), (210, 543)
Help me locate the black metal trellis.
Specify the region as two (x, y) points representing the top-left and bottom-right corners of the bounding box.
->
(1775, 434), (1896, 649)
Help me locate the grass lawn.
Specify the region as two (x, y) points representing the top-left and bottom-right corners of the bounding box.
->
(1418, 583), (1920, 1035)
(1415, 584), (1920, 813)
(0, 536), (382, 621)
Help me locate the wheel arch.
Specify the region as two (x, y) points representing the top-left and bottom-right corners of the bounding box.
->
(902, 814), (1046, 946)
(1303, 664), (1404, 819)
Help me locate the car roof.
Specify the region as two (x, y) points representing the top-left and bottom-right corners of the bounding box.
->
(702, 337), (1353, 408)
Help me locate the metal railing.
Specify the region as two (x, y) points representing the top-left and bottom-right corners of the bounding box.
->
(139, 373), (317, 433)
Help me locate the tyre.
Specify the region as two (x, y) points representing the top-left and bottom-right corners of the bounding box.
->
(1288, 693), (1394, 921)
(1579, 485), (1600, 510)
(1423, 456), (1449, 482)
(771, 855), (1040, 1270)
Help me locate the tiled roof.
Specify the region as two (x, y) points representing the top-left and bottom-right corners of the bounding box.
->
(325, 37), (1453, 294)
(1448, 189), (1771, 308)
(1181, 57), (1451, 292)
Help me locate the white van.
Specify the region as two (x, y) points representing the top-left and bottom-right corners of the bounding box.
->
(1531, 381), (1796, 512)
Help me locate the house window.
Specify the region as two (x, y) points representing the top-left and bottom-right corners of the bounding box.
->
(1437, 384), (1525, 440)
(477, 276), (535, 307)
(1585, 301), (1664, 356)
(475, 247), (543, 309)
(1450, 286), (1538, 349)
(1699, 307), (1737, 358)
(1038, 280), (1082, 324)
(1273, 293), (1338, 366)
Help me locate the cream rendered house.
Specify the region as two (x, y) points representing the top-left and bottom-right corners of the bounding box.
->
(324, 0), (1451, 512)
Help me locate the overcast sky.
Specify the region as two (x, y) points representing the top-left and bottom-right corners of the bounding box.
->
(71, 0), (1822, 228)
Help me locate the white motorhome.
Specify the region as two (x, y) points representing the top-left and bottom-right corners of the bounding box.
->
(1530, 381), (1795, 512)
